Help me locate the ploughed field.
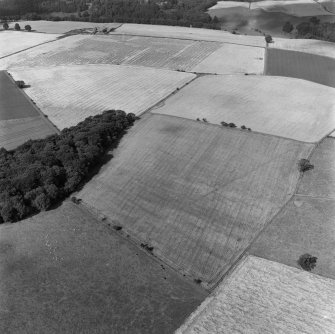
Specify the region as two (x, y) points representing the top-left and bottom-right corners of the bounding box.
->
(0, 34), (264, 75)
(77, 114), (313, 288)
(0, 71), (57, 150)
(265, 48), (335, 88)
(0, 202), (206, 334)
(0, 31), (60, 58)
(8, 65), (195, 129)
(153, 75), (335, 143)
(176, 256), (335, 334)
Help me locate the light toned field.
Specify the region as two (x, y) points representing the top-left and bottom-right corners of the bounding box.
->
(0, 34), (222, 72)
(297, 138), (335, 198)
(252, 0), (333, 16)
(318, 0), (335, 13)
(0, 202), (206, 333)
(153, 75), (335, 143)
(0, 31), (60, 58)
(249, 196), (335, 280)
(191, 43), (264, 74)
(176, 255), (335, 334)
(0, 117), (57, 150)
(8, 65), (195, 129)
(330, 131), (335, 137)
(112, 24), (266, 47)
(77, 114), (313, 288)
(209, 1), (250, 10)
(270, 38), (335, 59)
(14, 20), (121, 34)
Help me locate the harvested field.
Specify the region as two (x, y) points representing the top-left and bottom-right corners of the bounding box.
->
(153, 75), (335, 143)
(0, 117), (57, 150)
(12, 20), (121, 34)
(0, 71), (39, 120)
(265, 48), (335, 88)
(9, 65), (195, 129)
(0, 31), (60, 58)
(252, 0), (333, 16)
(176, 255), (335, 334)
(77, 114), (313, 288)
(112, 24), (266, 47)
(297, 138), (335, 198)
(0, 34), (222, 72)
(270, 38), (335, 59)
(249, 196), (335, 280)
(191, 43), (264, 74)
(0, 202), (206, 334)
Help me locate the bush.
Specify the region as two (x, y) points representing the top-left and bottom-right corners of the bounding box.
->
(265, 34), (273, 44)
(298, 159), (314, 172)
(3, 22), (9, 30)
(298, 254), (317, 271)
(14, 23), (20, 30)
(25, 24), (32, 31)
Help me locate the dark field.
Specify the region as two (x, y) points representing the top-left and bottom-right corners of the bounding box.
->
(0, 202), (206, 334)
(265, 48), (335, 88)
(0, 71), (39, 120)
(249, 196), (335, 280)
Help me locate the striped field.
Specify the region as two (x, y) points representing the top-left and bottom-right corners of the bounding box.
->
(176, 256), (335, 334)
(265, 48), (335, 88)
(153, 75), (335, 143)
(9, 65), (195, 129)
(77, 114), (313, 288)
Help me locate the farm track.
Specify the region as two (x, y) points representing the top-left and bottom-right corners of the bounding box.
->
(77, 113), (313, 289)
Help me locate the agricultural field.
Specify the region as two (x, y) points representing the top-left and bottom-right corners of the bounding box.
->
(318, 0), (335, 13)
(249, 196), (335, 280)
(297, 138), (335, 198)
(153, 75), (335, 143)
(12, 21), (121, 34)
(77, 114), (313, 288)
(191, 43), (264, 74)
(265, 48), (335, 88)
(0, 202), (206, 334)
(252, 0), (333, 16)
(0, 31), (60, 58)
(176, 255), (335, 334)
(8, 65), (195, 129)
(112, 24), (266, 47)
(270, 38), (335, 59)
(0, 117), (57, 150)
(0, 34), (222, 72)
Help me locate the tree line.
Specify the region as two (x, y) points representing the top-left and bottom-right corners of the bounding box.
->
(0, 110), (136, 223)
(0, 0), (220, 30)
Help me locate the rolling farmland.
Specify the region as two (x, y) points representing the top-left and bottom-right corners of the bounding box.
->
(8, 65), (195, 129)
(0, 202), (206, 334)
(265, 48), (335, 88)
(0, 31), (60, 58)
(297, 138), (335, 198)
(153, 75), (335, 143)
(0, 117), (57, 150)
(249, 196), (335, 280)
(176, 256), (335, 334)
(77, 114), (313, 288)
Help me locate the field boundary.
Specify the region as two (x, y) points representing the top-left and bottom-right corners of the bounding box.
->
(75, 199), (210, 292)
(4, 71), (61, 134)
(110, 32), (266, 49)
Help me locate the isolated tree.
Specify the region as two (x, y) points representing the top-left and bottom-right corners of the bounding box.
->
(25, 25), (32, 32)
(265, 34), (273, 44)
(3, 22), (9, 30)
(14, 23), (21, 31)
(298, 254), (317, 271)
(283, 21), (294, 33)
(298, 159), (314, 172)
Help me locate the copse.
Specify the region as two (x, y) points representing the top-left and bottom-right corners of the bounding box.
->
(0, 110), (137, 223)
